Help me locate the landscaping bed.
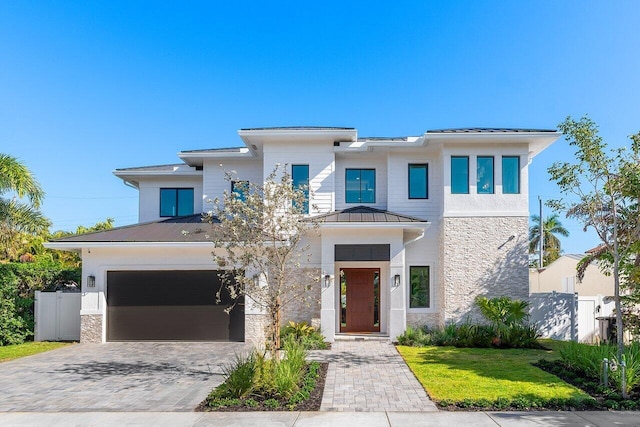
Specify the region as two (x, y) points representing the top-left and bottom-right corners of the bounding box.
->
(198, 361), (327, 411)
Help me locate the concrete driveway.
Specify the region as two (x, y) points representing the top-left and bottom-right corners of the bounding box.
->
(0, 342), (249, 412)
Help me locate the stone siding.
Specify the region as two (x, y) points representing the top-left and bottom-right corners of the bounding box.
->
(280, 268), (321, 326)
(80, 314), (102, 343)
(244, 313), (268, 348)
(441, 216), (529, 323)
(406, 313), (442, 330)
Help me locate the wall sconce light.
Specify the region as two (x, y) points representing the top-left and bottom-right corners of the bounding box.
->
(393, 274), (401, 288)
(324, 274), (331, 288)
(87, 275), (96, 288)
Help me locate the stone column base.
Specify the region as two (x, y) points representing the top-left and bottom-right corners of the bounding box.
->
(80, 314), (103, 343)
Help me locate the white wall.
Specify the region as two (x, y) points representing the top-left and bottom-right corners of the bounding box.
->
(386, 148), (442, 220)
(335, 153), (387, 211)
(442, 143), (529, 217)
(262, 141), (335, 214)
(203, 159), (263, 210)
(138, 176), (203, 222)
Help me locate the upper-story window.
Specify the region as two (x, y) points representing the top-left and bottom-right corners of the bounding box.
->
(451, 156), (469, 194)
(477, 156), (494, 194)
(292, 164), (309, 213)
(231, 181), (249, 202)
(408, 164), (428, 199)
(502, 156), (520, 194)
(160, 188), (194, 217)
(346, 168), (376, 203)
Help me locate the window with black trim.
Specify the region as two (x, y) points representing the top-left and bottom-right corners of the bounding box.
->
(451, 156), (469, 194)
(292, 164), (309, 213)
(408, 164), (428, 199)
(409, 266), (430, 309)
(345, 168), (375, 203)
(160, 188), (194, 217)
(231, 181), (249, 202)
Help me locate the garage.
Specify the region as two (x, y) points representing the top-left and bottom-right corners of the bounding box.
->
(106, 270), (244, 341)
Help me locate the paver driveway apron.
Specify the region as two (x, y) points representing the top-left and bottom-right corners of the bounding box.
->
(0, 342), (249, 412)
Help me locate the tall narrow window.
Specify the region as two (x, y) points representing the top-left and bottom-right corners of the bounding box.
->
(502, 156), (520, 194)
(477, 156), (494, 194)
(451, 156), (469, 194)
(408, 164), (428, 199)
(231, 181), (249, 202)
(409, 266), (430, 308)
(160, 188), (194, 217)
(345, 169), (376, 203)
(292, 164), (309, 213)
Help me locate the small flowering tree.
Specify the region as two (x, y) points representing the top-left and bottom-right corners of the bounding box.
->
(203, 164), (319, 355)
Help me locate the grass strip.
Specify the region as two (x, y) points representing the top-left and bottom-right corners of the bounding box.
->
(397, 344), (590, 404)
(0, 342), (72, 363)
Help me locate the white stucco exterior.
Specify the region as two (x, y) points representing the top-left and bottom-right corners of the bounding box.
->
(48, 126), (560, 344)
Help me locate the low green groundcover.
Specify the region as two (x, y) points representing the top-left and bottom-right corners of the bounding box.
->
(397, 345), (595, 410)
(0, 341), (71, 362)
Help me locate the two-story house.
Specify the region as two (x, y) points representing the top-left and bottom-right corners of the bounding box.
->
(47, 126), (560, 345)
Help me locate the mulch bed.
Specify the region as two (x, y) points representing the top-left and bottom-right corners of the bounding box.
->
(196, 362), (328, 412)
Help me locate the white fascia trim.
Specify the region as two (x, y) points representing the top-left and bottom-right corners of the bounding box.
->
(335, 136), (425, 152)
(113, 170), (203, 177)
(44, 241), (215, 251)
(443, 211), (529, 217)
(178, 149), (253, 160)
(238, 129), (357, 140)
(319, 222), (430, 231)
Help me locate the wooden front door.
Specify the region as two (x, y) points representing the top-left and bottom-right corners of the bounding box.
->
(341, 268), (380, 333)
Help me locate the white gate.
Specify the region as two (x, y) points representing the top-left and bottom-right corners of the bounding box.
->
(34, 291), (81, 341)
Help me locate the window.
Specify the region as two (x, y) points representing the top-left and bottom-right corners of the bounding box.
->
(502, 156), (520, 194)
(451, 156), (469, 194)
(231, 181), (249, 202)
(292, 164), (309, 213)
(345, 169), (376, 203)
(409, 266), (430, 309)
(160, 188), (194, 217)
(477, 156), (494, 194)
(408, 164), (428, 199)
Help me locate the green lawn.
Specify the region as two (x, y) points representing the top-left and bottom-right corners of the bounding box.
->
(0, 342), (72, 362)
(397, 343), (589, 403)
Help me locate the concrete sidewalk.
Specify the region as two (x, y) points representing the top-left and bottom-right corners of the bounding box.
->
(1, 411), (639, 426)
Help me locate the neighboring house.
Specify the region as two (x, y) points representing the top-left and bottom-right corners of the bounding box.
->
(530, 254), (615, 343)
(46, 126), (559, 345)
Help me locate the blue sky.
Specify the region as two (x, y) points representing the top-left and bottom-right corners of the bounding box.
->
(1, 1), (639, 254)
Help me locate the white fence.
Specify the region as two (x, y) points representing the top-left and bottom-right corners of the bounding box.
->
(529, 291), (615, 343)
(34, 291), (81, 341)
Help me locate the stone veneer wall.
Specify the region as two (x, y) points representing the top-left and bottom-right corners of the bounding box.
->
(280, 268), (321, 326)
(441, 216), (529, 323)
(406, 313), (441, 329)
(80, 314), (102, 343)
(245, 313), (268, 347)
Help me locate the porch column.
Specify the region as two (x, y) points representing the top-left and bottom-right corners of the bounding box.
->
(389, 240), (406, 340)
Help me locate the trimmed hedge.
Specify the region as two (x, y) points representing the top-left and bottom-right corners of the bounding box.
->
(0, 262), (80, 345)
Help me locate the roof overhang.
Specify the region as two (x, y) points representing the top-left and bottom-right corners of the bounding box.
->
(113, 164), (202, 188)
(424, 131), (561, 158)
(178, 147), (254, 167)
(43, 241), (215, 252)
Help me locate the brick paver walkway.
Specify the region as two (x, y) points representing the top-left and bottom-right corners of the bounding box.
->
(310, 340), (438, 412)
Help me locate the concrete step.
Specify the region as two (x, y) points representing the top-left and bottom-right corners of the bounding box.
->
(334, 333), (391, 341)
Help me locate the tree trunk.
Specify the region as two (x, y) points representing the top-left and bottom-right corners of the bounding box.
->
(612, 199), (627, 398)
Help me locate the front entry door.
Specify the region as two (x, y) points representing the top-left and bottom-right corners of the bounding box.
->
(341, 268), (380, 333)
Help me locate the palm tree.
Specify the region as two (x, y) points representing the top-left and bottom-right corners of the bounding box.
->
(0, 154), (50, 260)
(529, 213), (569, 266)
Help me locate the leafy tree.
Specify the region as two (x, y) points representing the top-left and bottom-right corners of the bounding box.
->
(548, 115), (640, 388)
(528, 213), (570, 266)
(203, 165), (319, 356)
(0, 154), (50, 261)
(45, 218), (115, 267)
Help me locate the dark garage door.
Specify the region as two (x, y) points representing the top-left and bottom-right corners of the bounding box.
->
(107, 270), (244, 341)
